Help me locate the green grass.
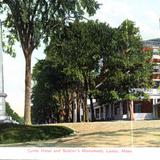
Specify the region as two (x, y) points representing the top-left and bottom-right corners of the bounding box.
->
(0, 123), (73, 144)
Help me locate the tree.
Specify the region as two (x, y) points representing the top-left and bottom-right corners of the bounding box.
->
(0, 0), (99, 125)
(31, 62), (59, 124)
(32, 59), (82, 123)
(97, 20), (153, 120)
(46, 20), (113, 121)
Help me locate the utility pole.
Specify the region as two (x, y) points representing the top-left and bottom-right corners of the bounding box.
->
(0, 19), (8, 122)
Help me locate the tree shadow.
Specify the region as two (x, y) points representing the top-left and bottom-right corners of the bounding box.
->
(1, 125), (160, 147)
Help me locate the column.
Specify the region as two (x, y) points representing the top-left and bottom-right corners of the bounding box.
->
(152, 98), (157, 119)
(119, 101), (123, 118)
(108, 104), (111, 119)
(112, 103), (115, 119)
(0, 20), (7, 121)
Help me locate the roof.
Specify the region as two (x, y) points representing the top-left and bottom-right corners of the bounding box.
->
(143, 38), (160, 47)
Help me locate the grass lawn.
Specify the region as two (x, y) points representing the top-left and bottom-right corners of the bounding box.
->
(49, 120), (160, 147)
(1, 120), (160, 147)
(0, 123), (73, 144)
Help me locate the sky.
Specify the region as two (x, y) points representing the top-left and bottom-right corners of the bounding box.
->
(2, 0), (160, 116)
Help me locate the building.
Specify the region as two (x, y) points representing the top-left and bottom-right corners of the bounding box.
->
(92, 38), (160, 121)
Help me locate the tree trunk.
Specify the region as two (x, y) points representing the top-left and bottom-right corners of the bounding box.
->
(64, 90), (70, 122)
(82, 97), (85, 122)
(71, 92), (76, 122)
(82, 93), (88, 122)
(84, 93), (88, 122)
(71, 100), (74, 122)
(127, 101), (130, 119)
(24, 53), (32, 125)
(128, 100), (134, 121)
(89, 93), (94, 122)
(83, 76), (88, 122)
(76, 92), (80, 122)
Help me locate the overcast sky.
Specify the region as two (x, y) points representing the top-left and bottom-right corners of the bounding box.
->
(2, 0), (160, 116)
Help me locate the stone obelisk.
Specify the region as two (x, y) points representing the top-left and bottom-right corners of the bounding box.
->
(0, 19), (7, 122)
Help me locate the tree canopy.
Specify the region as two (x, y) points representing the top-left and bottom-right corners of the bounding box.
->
(32, 59), (83, 123)
(97, 20), (153, 120)
(32, 20), (113, 123)
(46, 20), (114, 122)
(0, 0), (99, 124)
(32, 19), (153, 123)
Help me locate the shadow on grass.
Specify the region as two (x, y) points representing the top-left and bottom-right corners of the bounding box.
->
(0, 123), (73, 144)
(132, 127), (160, 137)
(1, 123), (160, 147)
(43, 127), (160, 147)
(6, 128), (132, 147)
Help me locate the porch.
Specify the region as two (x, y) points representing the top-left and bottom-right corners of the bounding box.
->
(93, 99), (160, 121)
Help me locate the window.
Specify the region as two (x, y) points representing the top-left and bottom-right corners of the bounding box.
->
(135, 104), (142, 113)
(95, 108), (99, 118)
(153, 65), (160, 73)
(153, 81), (160, 88)
(114, 103), (120, 115)
(153, 48), (159, 55)
(100, 107), (104, 118)
(153, 99), (157, 104)
(101, 107), (103, 113)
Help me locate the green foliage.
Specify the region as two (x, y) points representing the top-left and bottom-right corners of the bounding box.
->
(32, 60), (60, 124)
(0, 123), (73, 144)
(33, 20), (110, 123)
(44, 20), (113, 121)
(0, 0), (99, 124)
(98, 19), (153, 104)
(32, 19), (152, 122)
(0, 0), (100, 55)
(46, 20), (113, 90)
(6, 102), (24, 124)
(32, 60), (82, 124)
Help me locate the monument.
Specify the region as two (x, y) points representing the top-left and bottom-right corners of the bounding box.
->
(0, 19), (8, 122)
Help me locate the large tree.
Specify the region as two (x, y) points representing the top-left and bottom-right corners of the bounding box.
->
(97, 20), (153, 120)
(45, 20), (113, 121)
(0, 0), (99, 124)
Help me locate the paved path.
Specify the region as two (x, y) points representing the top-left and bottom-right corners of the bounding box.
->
(1, 120), (160, 147)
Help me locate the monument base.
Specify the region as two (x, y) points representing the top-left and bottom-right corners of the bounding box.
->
(0, 115), (13, 123)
